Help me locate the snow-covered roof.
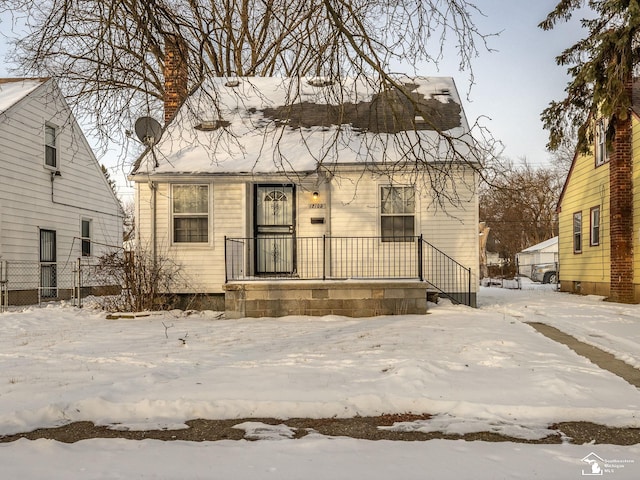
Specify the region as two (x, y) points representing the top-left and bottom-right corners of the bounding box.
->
(520, 236), (558, 253)
(132, 76), (475, 177)
(0, 78), (48, 114)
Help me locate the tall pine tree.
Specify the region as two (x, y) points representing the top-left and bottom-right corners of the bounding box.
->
(541, 0), (640, 303)
(540, 0), (640, 152)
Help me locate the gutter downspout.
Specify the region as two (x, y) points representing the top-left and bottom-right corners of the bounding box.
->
(149, 181), (157, 266)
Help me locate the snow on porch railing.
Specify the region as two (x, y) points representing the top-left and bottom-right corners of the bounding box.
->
(224, 235), (473, 307)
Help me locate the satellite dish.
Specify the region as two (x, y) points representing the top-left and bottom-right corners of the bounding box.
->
(134, 116), (162, 146)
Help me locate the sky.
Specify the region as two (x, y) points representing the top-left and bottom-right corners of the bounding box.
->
(0, 1), (588, 199)
(1, 282), (640, 478)
(425, 0), (586, 165)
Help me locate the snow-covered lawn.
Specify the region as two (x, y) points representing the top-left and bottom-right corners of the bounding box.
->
(1, 281), (639, 479)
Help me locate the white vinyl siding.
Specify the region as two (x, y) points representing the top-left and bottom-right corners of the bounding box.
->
(0, 79), (123, 273)
(134, 167), (479, 295)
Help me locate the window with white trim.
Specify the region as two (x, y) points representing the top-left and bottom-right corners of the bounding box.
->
(595, 118), (609, 167)
(81, 219), (92, 256)
(573, 211), (582, 253)
(172, 184), (209, 243)
(45, 124), (57, 168)
(381, 186), (415, 241)
(590, 206), (600, 246)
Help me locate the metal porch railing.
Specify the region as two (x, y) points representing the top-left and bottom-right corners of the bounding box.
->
(224, 235), (473, 307)
(420, 237), (472, 307)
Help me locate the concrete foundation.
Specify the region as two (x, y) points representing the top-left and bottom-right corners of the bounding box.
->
(223, 280), (429, 318)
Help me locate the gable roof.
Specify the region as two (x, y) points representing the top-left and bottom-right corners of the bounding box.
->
(557, 79), (640, 212)
(520, 236), (558, 253)
(0, 78), (49, 114)
(132, 76), (475, 177)
(1, 77), (124, 215)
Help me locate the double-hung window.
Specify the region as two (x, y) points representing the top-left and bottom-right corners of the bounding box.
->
(381, 186), (415, 242)
(573, 211), (582, 254)
(595, 118), (609, 167)
(81, 219), (92, 256)
(590, 206), (600, 246)
(45, 124), (57, 169)
(172, 184), (209, 243)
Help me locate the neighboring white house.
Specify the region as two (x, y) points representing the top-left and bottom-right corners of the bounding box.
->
(516, 236), (559, 277)
(130, 76), (480, 316)
(0, 78), (124, 305)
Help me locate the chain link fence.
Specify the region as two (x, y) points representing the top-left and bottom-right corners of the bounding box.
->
(0, 259), (120, 312)
(480, 256), (559, 290)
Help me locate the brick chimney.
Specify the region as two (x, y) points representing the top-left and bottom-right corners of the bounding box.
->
(609, 77), (635, 303)
(164, 34), (188, 125)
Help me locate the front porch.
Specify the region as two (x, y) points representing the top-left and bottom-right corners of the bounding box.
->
(224, 235), (474, 317)
(223, 280), (430, 318)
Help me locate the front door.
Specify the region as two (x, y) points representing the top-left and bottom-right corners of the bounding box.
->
(255, 185), (295, 274)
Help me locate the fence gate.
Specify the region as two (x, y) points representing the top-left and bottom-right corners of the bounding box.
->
(0, 260), (7, 312)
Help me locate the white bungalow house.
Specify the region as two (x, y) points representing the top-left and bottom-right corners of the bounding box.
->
(0, 78), (124, 305)
(130, 76), (480, 317)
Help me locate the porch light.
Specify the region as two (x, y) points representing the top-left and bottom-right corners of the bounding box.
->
(312, 191), (319, 200)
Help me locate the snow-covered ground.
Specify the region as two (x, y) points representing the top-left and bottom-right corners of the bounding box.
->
(1, 281), (639, 479)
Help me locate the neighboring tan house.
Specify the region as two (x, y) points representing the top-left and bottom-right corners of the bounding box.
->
(130, 75), (480, 317)
(0, 78), (124, 305)
(557, 80), (639, 302)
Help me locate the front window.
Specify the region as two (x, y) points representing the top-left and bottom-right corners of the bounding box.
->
(573, 211), (582, 253)
(81, 219), (92, 256)
(172, 184), (209, 243)
(381, 186), (415, 241)
(45, 124), (57, 168)
(590, 206), (600, 246)
(595, 118), (609, 167)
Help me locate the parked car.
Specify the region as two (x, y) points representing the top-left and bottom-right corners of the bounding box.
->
(531, 263), (558, 284)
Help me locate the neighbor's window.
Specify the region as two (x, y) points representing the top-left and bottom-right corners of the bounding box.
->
(172, 184), (209, 243)
(573, 211), (582, 253)
(590, 206), (600, 246)
(595, 118), (609, 167)
(81, 219), (92, 256)
(381, 186), (415, 241)
(45, 124), (57, 168)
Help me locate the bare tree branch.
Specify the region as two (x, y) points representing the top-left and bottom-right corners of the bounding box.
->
(2, 0), (499, 206)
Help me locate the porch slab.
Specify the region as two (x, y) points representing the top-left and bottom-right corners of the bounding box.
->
(223, 280), (429, 319)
